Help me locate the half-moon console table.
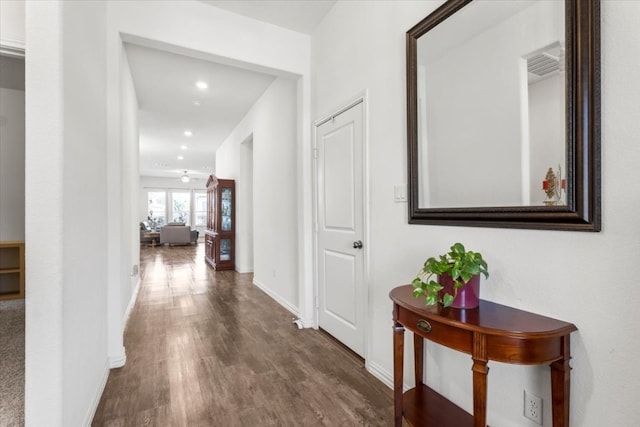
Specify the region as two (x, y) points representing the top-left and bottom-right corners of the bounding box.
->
(390, 285), (577, 427)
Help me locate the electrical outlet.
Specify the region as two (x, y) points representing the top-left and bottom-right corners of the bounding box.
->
(524, 390), (543, 424)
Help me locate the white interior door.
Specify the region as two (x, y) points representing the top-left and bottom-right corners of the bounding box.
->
(316, 101), (365, 357)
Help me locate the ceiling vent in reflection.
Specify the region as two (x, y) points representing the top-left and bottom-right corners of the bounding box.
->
(526, 42), (565, 84)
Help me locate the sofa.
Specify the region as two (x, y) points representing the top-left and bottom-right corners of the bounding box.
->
(140, 221), (155, 245)
(159, 224), (199, 245)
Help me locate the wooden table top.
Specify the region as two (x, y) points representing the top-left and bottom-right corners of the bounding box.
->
(390, 285), (577, 339)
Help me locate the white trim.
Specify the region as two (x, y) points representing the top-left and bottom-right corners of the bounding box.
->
(0, 38), (25, 58)
(366, 360), (411, 393)
(109, 274), (140, 369)
(109, 346), (126, 369)
(123, 276), (141, 333)
(253, 278), (300, 318)
(366, 360), (394, 389)
(312, 92), (370, 359)
(84, 359), (110, 426)
(296, 75), (315, 331)
(297, 317), (315, 328)
(360, 91), (372, 362)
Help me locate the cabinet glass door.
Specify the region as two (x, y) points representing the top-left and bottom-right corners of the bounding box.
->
(221, 188), (232, 231)
(220, 239), (231, 261)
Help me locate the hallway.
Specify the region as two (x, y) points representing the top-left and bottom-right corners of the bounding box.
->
(92, 244), (393, 426)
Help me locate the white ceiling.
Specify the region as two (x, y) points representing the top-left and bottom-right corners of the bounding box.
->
(130, 1), (336, 181)
(200, 0), (336, 35)
(126, 43), (276, 180)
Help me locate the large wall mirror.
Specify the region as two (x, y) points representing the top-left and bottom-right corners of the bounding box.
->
(407, 0), (600, 231)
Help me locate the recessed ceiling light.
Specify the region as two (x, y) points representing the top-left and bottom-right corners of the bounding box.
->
(177, 155), (184, 160)
(195, 81), (208, 90)
(183, 130), (192, 137)
(180, 145), (188, 150)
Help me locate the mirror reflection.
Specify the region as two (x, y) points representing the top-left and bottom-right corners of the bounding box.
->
(416, 0), (565, 208)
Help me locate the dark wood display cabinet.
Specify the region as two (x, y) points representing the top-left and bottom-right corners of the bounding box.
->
(205, 175), (235, 271)
(390, 285), (577, 427)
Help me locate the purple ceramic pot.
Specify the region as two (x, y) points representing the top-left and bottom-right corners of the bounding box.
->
(438, 273), (481, 309)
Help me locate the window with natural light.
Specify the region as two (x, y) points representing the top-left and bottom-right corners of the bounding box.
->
(195, 191), (207, 226)
(171, 192), (191, 225)
(147, 191), (167, 227)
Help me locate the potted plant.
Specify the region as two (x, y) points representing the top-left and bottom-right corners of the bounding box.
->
(412, 242), (489, 308)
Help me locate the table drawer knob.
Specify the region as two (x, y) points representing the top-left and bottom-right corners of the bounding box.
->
(417, 319), (432, 333)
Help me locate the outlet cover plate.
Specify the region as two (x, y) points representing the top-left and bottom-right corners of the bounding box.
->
(524, 390), (543, 424)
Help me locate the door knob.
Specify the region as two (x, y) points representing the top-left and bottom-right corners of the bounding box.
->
(353, 240), (363, 249)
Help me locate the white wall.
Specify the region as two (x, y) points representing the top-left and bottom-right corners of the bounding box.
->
(120, 47), (141, 336)
(140, 176), (209, 193)
(312, 1), (640, 426)
(25, 1), (109, 426)
(0, 56), (25, 241)
(216, 77), (299, 308)
(0, 0), (25, 54)
(0, 88), (25, 241)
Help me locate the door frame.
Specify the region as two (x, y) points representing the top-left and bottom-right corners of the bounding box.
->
(312, 92), (370, 361)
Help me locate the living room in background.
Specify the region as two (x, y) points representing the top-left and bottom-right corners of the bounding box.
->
(143, 188), (208, 231)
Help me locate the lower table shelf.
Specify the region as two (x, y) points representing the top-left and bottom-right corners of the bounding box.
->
(403, 384), (475, 427)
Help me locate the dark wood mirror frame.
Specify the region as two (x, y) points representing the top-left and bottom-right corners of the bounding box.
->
(407, 0), (601, 231)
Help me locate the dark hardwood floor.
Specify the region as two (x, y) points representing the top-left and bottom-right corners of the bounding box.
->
(92, 243), (394, 426)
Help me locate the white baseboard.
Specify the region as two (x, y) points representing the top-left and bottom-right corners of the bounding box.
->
(366, 360), (394, 389)
(84, 359), (110, 426)
(123, 277), (141, 334)
(252, 278), (300, 317)
(108, 277), (139, 370)
(366, 360), (410, 392)
(297, 316), (315, 328)
(109, 346), (126, 369)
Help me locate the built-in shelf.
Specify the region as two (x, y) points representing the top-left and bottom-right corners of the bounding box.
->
(0, 241), (25, 300)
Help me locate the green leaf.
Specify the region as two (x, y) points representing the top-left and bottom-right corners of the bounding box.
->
(442, 293), (454, 307)
(451, 243), (465, 254)
(425, 293), (438, 305)
(460, 271), (472, 283)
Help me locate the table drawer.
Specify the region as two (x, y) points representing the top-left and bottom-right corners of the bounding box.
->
(397, 306), (473, 354)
